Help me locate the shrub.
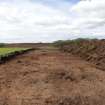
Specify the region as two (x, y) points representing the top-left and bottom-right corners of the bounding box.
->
(0, 43), (5, 47)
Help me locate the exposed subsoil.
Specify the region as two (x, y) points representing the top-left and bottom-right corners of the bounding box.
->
(0, 47), (105, 105)
(59, 39), (105, 71)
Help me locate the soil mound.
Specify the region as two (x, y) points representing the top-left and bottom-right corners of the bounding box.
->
(55, 39), (105, 70)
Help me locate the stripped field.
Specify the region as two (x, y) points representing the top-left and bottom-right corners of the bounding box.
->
(0, 46), (105, 105)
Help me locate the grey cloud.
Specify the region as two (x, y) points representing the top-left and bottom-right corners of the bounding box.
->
(34, 21), (71, 27)
(81, 19), (105, 29)
(87, 21), (105, 29)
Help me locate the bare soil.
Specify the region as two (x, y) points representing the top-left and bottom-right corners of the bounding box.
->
(59, 39), (105, 71)
(0, 46), (105, 105)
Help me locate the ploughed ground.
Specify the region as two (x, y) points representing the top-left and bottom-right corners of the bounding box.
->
(0, 46), (105, 105)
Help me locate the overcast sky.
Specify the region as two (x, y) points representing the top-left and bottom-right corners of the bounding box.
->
(0, 0), (105, 43)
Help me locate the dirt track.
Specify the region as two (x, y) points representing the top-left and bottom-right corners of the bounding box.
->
(0, 47), (105, 105)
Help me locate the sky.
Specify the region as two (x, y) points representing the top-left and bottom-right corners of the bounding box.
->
(0, 0), (105, 43)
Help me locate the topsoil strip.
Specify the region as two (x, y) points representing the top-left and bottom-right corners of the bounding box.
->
(0, 48), (35, 64)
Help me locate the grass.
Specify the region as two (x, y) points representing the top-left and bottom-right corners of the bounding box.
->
(0, 48), (28, 56)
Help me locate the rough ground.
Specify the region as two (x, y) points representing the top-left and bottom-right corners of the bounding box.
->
(57, 39), (105, 71)
(0, 47), (105, 105)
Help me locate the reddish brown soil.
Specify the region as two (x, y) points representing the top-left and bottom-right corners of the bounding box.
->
(0, 47), (105, 105)
(59, 39), (105, 71)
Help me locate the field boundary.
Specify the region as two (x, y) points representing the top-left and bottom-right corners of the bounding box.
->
(0, 48), (35, 64)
